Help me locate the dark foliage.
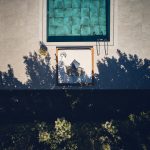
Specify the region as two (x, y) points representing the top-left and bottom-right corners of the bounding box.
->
(0, 112), (150, 150)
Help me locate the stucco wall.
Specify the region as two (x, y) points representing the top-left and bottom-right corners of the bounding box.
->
(0, 0), (150, 86)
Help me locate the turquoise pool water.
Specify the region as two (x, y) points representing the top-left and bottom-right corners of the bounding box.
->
(47, 0), (109, 41)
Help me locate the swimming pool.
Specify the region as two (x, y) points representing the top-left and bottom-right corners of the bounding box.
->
(47, 0), (110, 42)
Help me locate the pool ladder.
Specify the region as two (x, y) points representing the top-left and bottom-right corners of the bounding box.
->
(96, 39), (109, 56)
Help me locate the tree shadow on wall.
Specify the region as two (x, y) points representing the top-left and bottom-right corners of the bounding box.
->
(95, 50), (150, 89)
(23, 52), (55, 89)
(0, 65), (25, 89)
(0, 52), (56, 89)
(0, 50), (150, 89)
(57, 59), (92, 87)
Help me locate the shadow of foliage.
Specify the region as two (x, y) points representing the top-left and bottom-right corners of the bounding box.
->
(0, 65), (26, 89)
(23, 52), (56, 89)
(0, 50), (149, 89)
(95, 50), (150, 89)
(58, 59), (92, 85)
(0, 52), (56, 89)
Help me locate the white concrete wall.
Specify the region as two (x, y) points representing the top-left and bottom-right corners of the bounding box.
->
(0, 0), (150, 85)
